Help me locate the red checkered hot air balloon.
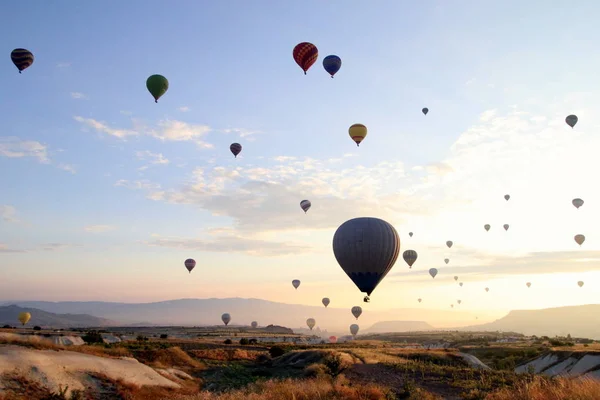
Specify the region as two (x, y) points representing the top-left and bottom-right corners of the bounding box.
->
(293, 42), (318, 75)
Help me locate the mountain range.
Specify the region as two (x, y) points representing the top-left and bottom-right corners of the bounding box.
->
(0, 305), (115, 328)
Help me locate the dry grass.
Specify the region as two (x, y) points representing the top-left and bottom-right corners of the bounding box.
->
(132, 346), (205, 369)
(168, 377), (390, 400)
(188, 348), (262, 362)
(486, 376), (600, 400)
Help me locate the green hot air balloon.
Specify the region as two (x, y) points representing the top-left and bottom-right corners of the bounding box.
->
(146, 74), (169, 103)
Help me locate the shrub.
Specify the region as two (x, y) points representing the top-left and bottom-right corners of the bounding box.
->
(136, 335), (149, 342)
(224, 339), (232, 344)
(82, 330), (104, 344)
(160, 334), (168, 339)
(240, 338), (249, 345)
(33, 326), (42, 331)
(2, 324), (12, 329)
(249, 338), (258, 345)
(268, 345), (288, 358)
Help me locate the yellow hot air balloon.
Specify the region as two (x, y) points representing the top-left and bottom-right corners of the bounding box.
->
(18, 312), (31, 326)
(348, 124), (367, 147)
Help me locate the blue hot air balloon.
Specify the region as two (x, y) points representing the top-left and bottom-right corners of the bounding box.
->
(323, 55), (342, 78)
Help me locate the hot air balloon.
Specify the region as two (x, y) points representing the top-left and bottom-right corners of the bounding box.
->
(293, 42), (318, 75)
(485, 287), (489, 292)
(446, 241), (453, 248)
(350, 324), (359, 337)
(348, 124), (368, 147)
(351, 306), (362, 320)
(575, 234), (585, 246)
(459, 282), (463, 287)
(329, 335), (338, 344)
(418, 298), (422, 303)
(444, 258), (449, 265)
(484, 224), (490, 232)
(292, 279), (301, 289)
(422, 108), (429, 115)
(578, 281), (584, 288)
(450, 304), (454, 308)
(566, 114), (578, 128)
(429, 268), (438, 278)
(221, 313), (231, 326)
(18, 312), (31, 326)
(306, 318), (316, 330)
(332, 217), (400, 300)
(251, 321), (258, 328)
(322, 297), (330, 307)
(184, 259), (196, 273)
(300, 200), (311, 213)
(146, 74), (169, 103)
(323, 55), (341, 78)
(454, 276), (458, 281)
(230, 143), (242, 158)
(526, 282), (531, 288)
(457, 300), (462, 305)
(409, 232), (413, 238)
(11, 49), (34, 74)
(403, 250), (418, 268)
(503, 224), (510, 231)
(504, 194), (510, 201)
(573, 198), (584, 209)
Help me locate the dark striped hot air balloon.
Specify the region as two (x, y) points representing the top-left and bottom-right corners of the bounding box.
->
(333, 217), (400, 301)
(293, 42), (318, 75)
(184, 258), (196, 273)
(403, 250), (418, 268)
(323, 55), (342, 78)
(300, 200), (311, 213)
(11, 48), (34, 74)
(230, 143), (242, 158)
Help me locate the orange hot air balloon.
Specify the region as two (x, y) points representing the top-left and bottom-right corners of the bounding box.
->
(293, 42), (318, 75)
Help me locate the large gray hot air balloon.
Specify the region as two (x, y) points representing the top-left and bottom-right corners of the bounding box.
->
(418, 298), (422, 303)
(454, 276), (458, 281)
(578, 281), (584, 288)
(446, 241), (453, 248)
(332, 217), (400, 300)
(403, 250), (418, 268)
(444, 258), (449, 265)
(422, 107), (429, 115)
(409, 232), (413, 237)
(300, 200), (311, 213)
(503, 224), (509, 231)
(350, 324), (359, 337)
(322, 297), (330, 307)
(351, 306), (362, 320)
(484, 224), (490, 232)
(566, 114), (578, 128)
(306, 318), (316, 330)
(457, 300), (462, 305)
(292, 279), (301, 289)
(572, 198), (584, 209)
(574, 234), (585, 246)
(429, 268), (438, 278)
(221, 313), (231, 326)
(504, 194), (510, 201)
(459, 282), (463, 287)
(251, 321), (258, 328)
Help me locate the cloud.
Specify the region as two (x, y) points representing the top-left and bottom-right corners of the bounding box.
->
(178, 106), (190, 112)
(84, 225), (117, 233)
(0, 243), (25, 253)
(73, 117), (138, 139)
(223, 128), (262, 141)
(0, 137), (49, 163)
(56, 62), (71, 68)
(143, 234), (312, 257)
(70, 92), (88, 100)
(135, 150), (169, 165)
(1, 205), (19, 223)
(41, 243), (79, 251)
(57, 163), (76, 174)
(114, 179), (161, 190)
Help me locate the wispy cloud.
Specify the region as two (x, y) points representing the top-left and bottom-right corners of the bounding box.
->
(41, 243), (79, 251)
(114, 179), (161, 190)
(135, 150), (169, 165)
(223, 128), (262, 141)
(0, 137), (49, 163)
(1, 205), (19, 223)
(56, 62), (71, 68)
(70, 92), (88, 100)
(178, 106), (190, 112)
(0, 243), (25, 253)
(84, 225), (117, 233)
(73, 117), (138, 139)
(57, 163), (76, 174)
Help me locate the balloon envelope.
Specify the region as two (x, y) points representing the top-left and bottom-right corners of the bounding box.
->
(503, 224), (509, 231)
(292, 279), (301, 289)
(322, 297), (330, 307)
(184, 259), (196, 273)
(306, 318), (316, 330)
(504, 194), (510, 201)
(300, 200), (311, 213)
(293, 42), (318, 74)
(230, 143), (242, 158)
(18, 312), (31, 326)
(351, 306), (362, 320)
(575, 234), (585, 246)
(350, 324), (359, 336)
(348, 124), (368, 147)
(485, 287), (489, 292)
(403, 250), (418, 268)
(572, 198), (584, 209)
(454, 276), (458, 281)
(418, 298), (422, 303)
(11, 48), (34, 73)
(329, 336), (338, 343)
(422, 108), (429, 115)
(444, 258), (449, 265)
(332, 217), (400, 296)
(221, 313), (231, 326)
(409, 232), (413, 237)
(459, 282), (463, 287)
(251, 321), (258, 328)
(323, 55), (342, 77)
(566, 114), (578, 128)
(146, 74), (169, 103)
(578, 281), (584, 288)
(484, 224), (490, 231)
(446, 241), (453, 248)
(429, 268), (438, 278)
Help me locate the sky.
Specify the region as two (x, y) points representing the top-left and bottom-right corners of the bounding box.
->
(2, 1), (600, 322)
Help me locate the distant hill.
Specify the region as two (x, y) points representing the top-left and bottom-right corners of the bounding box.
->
(365, 320), (435, 333)
(2, 298), (467, 330)
(0, 305), (115, 328)
(459, 304), (600, 339)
